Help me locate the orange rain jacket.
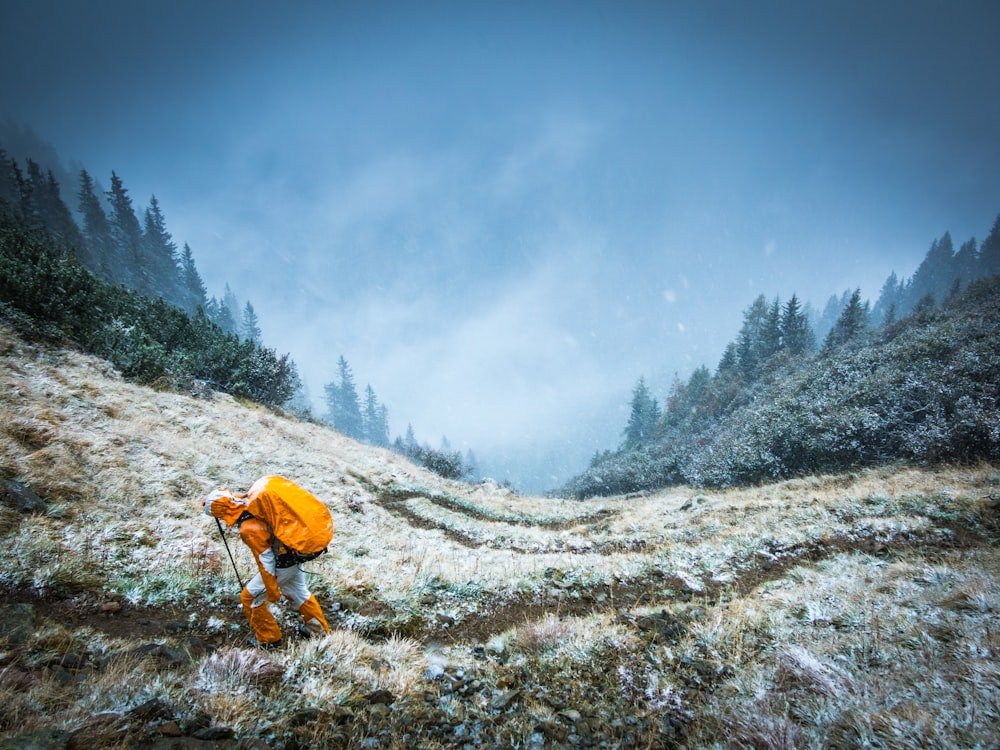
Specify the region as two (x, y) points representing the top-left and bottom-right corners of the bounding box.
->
(205, 476), (334, 602)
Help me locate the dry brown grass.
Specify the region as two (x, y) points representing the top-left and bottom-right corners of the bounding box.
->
(1, 320), (998, 748)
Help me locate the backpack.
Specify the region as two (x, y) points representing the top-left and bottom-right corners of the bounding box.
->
(245, 476), (333, 563)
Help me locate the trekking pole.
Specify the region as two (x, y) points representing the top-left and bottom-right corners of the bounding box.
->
(215, 517), (245, 590)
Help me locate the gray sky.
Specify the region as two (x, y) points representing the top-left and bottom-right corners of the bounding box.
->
(2, 0), (999, 491)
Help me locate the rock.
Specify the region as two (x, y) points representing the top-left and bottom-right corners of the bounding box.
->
(66, 713), (122, 750)
(0, 480), (47, 514)
(339, 595), (363, 612)
(158, 722), (183, 737)
(488, 689), (521, 711)
(191, 726), (235, 741)
(368, 689), (394, 705)
(128, 697), (173, 722)
(0, 603), (38, 645)
(128, 643), (187, 667)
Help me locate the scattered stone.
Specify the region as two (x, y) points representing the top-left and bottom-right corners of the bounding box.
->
(128, 697), (173, 722)
(368, 689), (395, 705)
(66, 712), (122, 750)
(488, 689), (521, 711)
(0, 603), (37, 645)
(0, 479), (47, 514)
(128, 643), (187, 667)
(158, 722), (183, 737)
(191, 726), (234, 741)
(99, 601), (122, 614)
(339, 595), (362, 612)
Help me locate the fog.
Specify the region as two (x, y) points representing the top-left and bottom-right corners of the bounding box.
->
(2, 1), (999, 491)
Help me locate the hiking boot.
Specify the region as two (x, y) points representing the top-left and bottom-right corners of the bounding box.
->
(297, 624), (312, 640)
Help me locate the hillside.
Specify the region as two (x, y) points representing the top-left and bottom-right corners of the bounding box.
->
(1, 321), (998, 749)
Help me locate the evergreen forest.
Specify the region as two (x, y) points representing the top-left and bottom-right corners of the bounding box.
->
(564, 215), (1000, 497)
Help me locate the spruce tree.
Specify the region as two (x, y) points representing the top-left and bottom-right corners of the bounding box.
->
(142, 195), (181, 306)
(905, 232), (955, 311)
(106, 171), (144, 291)
(623, 376), (661, 448)
(241, 301), (262, 344)
(325, 356), (364, 439)
(77, 169), (115, 281)
(362, 384), (390, 446)
(979, 213), (1000, 279)
(780, 293), (814, 355)
(953, 238), (979, 286)
(25, 161), (85, 252)
(736, 294), (770, 378)
(179, 243), (208, 315)
(823, 288), (869, 351)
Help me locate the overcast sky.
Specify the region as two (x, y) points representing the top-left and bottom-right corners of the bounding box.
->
(2, 1), (999, 491)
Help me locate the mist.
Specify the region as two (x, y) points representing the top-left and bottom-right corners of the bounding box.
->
(2, 1), (999, 492)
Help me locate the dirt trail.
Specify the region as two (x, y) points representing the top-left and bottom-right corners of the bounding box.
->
(6, 515), (985, 650)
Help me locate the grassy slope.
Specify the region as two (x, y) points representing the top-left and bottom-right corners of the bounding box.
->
(0, 321), (998, 748)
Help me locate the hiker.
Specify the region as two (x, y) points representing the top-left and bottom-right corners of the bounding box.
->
(203, 475), (333, 648)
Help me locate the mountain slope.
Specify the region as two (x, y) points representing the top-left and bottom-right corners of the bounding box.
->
(1, 322), (998, 749)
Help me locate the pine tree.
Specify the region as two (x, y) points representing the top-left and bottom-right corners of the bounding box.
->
(142, 195), (181, 306)
(953, 238), (979, 286)
(979, 213), (1000, 279)
(241, 301), (262, 344)
(77, 169), (115, 280)
(361, 384), (390, 447)
(0, 149), (17, 214)
(106, 171), (144, 291)
(872, 271), (903, 326)
(905, 232), (955, 312)
(25, 161), (85, 252)
(222, 284), (241, 335)
(736, 294), (771, 378)
(623, 376), (661, 448)
(179, 243), (208, 315)
(823, 288), (869, 351)
(325, 356), (364, 439)
(780, 293), (814, 355)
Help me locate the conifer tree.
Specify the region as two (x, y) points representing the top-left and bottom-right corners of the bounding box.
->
(222, 284), (241, 335)
(979, 213), (1000, 279)
(780, 293), (813, 355)
(623, 376), (661, 448)
(362, 384), (390, 446)
(823, 288), (869, 351)
(324, 356), (364, 439)
(77, 169), (115, 281)
(241, 301), (262, 344)
(25, 161), (84, 252)
(953, 238), (979, 286)
(106, 171), (144, 291)
(179, 243), (208, 315)
(872, 271), (903, 326)
(142, 195), (181, 306)
(0, 149), (17, 213)
(736, 294), (771, 378)
(905, 232), (955, 311)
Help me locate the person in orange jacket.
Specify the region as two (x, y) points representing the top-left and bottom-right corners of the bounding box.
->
(203, 478), (332, 648)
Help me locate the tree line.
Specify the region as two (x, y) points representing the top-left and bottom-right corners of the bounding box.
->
(567, 213), (1000, 497)
(1, 142), (475, 479)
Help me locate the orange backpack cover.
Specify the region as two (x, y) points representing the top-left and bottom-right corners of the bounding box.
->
(245, 475), (333, 555)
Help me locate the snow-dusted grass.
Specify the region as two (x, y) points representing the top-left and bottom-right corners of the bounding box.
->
(2, 321), (998, 748)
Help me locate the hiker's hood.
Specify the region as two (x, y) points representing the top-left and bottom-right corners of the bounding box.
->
(202, 488), (248, 526)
